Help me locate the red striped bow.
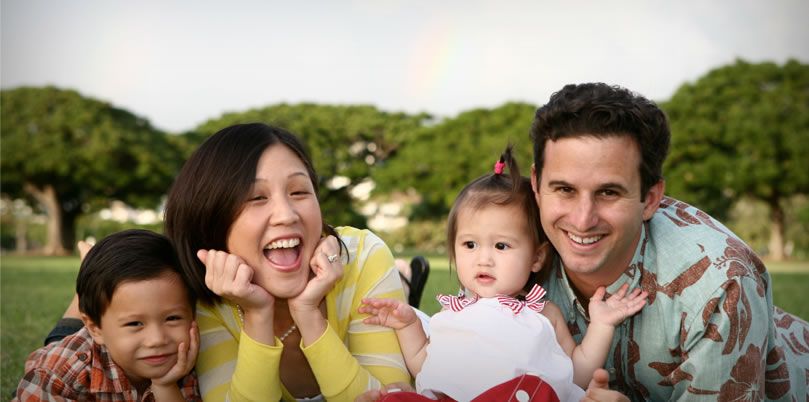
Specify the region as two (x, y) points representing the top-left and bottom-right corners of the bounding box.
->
(497, 284), (547, 315)
(436, 291), (479, 312)
(436, 284), (547, 315)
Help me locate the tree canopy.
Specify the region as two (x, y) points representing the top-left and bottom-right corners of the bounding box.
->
(186, 103), (430, 227)
(663, 59), (809, 259)
(373, 102), (537, 219)
(1, 86), (181, 254)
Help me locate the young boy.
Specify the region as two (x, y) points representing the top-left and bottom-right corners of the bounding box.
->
(14, 229), (201, 401)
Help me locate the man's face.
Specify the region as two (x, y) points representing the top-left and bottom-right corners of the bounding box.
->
(532, 135), (663, 285)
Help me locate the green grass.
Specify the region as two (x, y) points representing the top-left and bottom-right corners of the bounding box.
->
(1, 255), (80, 400)
(1, 255), (807, 400)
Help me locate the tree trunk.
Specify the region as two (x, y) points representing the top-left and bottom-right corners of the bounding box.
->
(768, 198), (786, 261)
(23, 183), (71, 255)
(15, 217), (28, 253)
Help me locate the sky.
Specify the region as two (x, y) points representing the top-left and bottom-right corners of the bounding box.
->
(2, 0), (808, 133)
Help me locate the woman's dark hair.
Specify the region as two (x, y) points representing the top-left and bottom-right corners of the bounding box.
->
(77, 229), (193, 325)
(530, 83), (670, 200)
(446, 145), (552, 293)
(164, 123), (342, 305)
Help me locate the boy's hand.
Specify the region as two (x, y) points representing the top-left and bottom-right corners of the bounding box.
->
(588, 284), (648, 326)
(151, 321), (199, 386)
(197, 249), (273, 310)
(289, 235), (344, 313)
(358, 298), (417, 329)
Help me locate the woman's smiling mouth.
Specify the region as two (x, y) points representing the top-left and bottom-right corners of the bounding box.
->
(263, 237), (302, 269)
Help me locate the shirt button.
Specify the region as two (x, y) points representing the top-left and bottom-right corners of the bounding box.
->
(77, 353), (87, 361)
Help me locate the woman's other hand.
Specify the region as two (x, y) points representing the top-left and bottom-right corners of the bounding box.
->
(197, 249), (274, 311)
(290, 235), (344, 312)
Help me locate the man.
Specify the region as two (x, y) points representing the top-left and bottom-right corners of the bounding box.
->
(531, 83), (809, 401)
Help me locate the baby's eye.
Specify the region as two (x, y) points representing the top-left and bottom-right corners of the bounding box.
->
(462, 241), (478, 249)
(494, 242), (510, 250)
(166, 315), (183, 322)
(248, 195), (267, 202)
(124, 321), (143, 327)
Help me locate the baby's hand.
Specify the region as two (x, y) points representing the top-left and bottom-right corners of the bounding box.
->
(151, 321), (200, 386)
(358, 298), (417, 329)
(588, 284), (648, 326)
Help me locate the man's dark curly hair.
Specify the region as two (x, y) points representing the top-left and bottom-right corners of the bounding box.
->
(530, 83), (670, 199)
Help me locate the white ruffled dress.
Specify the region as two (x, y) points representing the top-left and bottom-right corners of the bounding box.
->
(416, 297), (585, 402)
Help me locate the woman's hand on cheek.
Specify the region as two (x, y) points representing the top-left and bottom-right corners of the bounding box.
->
(197, 249), (274, 310)
(289, 235), (344, 313)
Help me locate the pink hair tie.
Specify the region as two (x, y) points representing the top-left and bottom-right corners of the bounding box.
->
(494, 160), (505, 175)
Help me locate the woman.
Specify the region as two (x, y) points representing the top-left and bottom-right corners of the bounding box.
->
(162, 123), (410, 401)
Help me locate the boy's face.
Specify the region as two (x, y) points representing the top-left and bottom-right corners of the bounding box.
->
(85, 271), (194, 387)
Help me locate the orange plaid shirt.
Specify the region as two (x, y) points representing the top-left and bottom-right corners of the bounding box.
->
(14, 327), (200, 401)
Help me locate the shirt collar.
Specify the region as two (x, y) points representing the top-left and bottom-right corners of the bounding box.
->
(89, 342), (143, 396)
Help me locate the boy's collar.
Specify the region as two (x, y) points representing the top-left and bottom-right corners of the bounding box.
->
(87, 331), (149, 397)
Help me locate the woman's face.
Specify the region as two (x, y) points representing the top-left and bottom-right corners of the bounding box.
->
(226, 144), (323, 299)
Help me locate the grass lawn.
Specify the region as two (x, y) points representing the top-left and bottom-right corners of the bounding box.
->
(1, 255), (807, 400)
(1, 256), (80, 400)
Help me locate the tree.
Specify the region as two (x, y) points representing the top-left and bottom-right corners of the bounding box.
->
(1, 87), (182, 255)
(663, 59), (809, 260)
(373, 102), (537, 218)
(186, 104), (429, 227)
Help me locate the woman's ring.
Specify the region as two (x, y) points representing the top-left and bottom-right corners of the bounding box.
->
(327, 254), (339, 263)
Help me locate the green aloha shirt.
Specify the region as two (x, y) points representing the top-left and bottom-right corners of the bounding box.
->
(542, 197), (809, 401)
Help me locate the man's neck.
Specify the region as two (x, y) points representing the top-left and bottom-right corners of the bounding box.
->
(565, 268), (626, 313)
(566, 266), (628, 298)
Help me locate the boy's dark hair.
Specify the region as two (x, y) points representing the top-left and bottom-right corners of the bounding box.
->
(164, 123), (344, 305)
(530, 83), (670, 200)
(447, 145), (552, 292)
(77, 229), (193, 325)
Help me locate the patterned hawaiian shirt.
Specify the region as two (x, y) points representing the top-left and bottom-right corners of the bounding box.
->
(542, 197), (809, 401)
(14, 327), (201, 401)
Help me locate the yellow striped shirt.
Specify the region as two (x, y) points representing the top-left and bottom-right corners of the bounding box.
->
(194, 226), (410, 401)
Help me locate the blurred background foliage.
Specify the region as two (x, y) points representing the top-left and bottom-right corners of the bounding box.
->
(663, 59), (809, 260)
(2, 59), (808, 260)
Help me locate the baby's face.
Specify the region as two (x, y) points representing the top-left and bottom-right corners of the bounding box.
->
(88, 271), (194, 387)
(453, 204), (542, 298)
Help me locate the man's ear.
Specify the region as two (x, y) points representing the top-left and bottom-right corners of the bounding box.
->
(81, 313), (105, 345)
(642, 180), (665, 221)
(531, 242), (551, 273)
(531, 164), (542, 208)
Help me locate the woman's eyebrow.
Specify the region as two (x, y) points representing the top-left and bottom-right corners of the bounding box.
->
(255, 171), (309, 181)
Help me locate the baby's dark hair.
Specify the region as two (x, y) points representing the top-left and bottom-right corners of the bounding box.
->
(77, 229), (195, 326)
(446, 145), (551, 292)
